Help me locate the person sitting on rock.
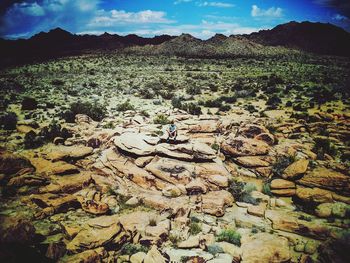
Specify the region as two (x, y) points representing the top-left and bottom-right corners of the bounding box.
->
(166, 121), (177, 143)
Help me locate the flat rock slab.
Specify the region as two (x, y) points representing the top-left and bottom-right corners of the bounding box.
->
(46, 145), (93, 161)
(297, 167), (350, 196)
(114, 133), (159, 156)
(221, 136), (270, 157)
(156, 142), (216, 161)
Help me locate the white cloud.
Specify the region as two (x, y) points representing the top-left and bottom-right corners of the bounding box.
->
(251, 5), (283, 18)
(88, 10), (175, 27)
(198, 2), (235, 8)
(174, 0), (193, 4)
(80, 21), (262, 39)
(333, 13), (349, 21)
(15, 2), (46, 16)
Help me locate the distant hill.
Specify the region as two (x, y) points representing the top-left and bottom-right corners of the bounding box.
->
(1, 21), (350, 68)
(0, 28), (175, 68)
(126, 33), (302, 58)
(246, 21), (350, 57)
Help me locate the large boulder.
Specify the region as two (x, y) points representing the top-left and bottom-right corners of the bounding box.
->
(46, 145), (93, 161)
(58, 247), (107, 263)
(144, 245), (167, 263)
(202, 190), (234, 216)
(221, 136), (270, 157)
(238, 124), (275, 145)
(234, 156), (271, 167)
(145, 157), (194, 185)
(270, 179), (296, 196)
(0, 216), (36, 244)
(282, 159), (309, 180)
(295, 187), (333, 204)
(39, 173), (92, 194)
(66, 215), (129, 253)
(297, 167), (350, 196)
(265, 210), (334, 239)
(156, 142), (216, 161)
(0, 151), (34, 175)
(241, 233), (291, 263)
(114, 133), (158, 156)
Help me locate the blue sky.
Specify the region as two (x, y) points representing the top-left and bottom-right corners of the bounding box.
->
(1, 0), (349, 39)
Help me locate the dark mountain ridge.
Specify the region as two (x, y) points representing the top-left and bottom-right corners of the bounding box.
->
(1, 21), (350, 68)
(246, 21), (350, 57)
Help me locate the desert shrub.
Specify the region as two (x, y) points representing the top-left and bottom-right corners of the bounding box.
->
(216, 229), (241, 246)
(204, 98), (222, 108)
(228, 180), (259, 205)
(186, 86), (201, 95)
(211, 143), (220, 151)
(262, 182), (272, 196)
(171, 96), (183, 109)
(244, 104), (257, 113)
(153, 114), (170, 125)
(120, 244), (149, 255)
(207, 244), (224, 256)
(0, 112), (17, 130)
(298, 214), (312, 222)
(39, 121), (72, 142)
(313, 137), (337, 159)
(220, 95), (237, 104)
(266, 95), (282, 107)
(169, 233), (180, 246)
(62, 101), (107, 122)
(140, 110), (150, 118)
(158, 90), (174, 100)
(21, 97), (37, 110)
(267, 74), (284, 86)
(184, 102), (202, 115)
(189, 222), (201, 235)
(209, 84), (218, 92)
(140, 88), (155, 99)
(219, 104), (231, 112)
(272, 155), (294, 177)
(24, 131), (43, 149)
(285, 100), (293, 107)
(116, 100), (135, 112)
(51, 79), (65, 86)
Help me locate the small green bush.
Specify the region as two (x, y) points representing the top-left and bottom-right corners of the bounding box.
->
(228, 180), (259, 205)
(189, 222), (201, 235)
(21, 97), (37, 110)
(0, 112), (17, 130)
(153, 114), (171, 125)
(313, 137), (337, 159)
(262, 182), (272, 196)
(120, 243), (149, 255)
(186, 86), (201, 95)
(216, 229), (241, 246)
(207, 244), (224, 255)
(116, 99), (135, 112)
(62, 101), (107, 122)
(272, 155), (294, 177)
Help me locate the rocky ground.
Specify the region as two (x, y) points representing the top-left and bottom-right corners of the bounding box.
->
(0, 54), (349, 263)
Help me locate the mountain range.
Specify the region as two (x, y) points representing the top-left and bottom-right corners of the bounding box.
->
(1, 21), (350, 68)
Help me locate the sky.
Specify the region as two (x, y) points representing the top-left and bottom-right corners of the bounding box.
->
(1, 0), (350, 39)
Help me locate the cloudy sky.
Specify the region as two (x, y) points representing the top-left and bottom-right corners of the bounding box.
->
(1, 0), (349, 39)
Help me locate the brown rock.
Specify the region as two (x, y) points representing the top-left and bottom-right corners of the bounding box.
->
(297, 167), (350, 195)
(202, 190), (234, 216)
(0, 151), (34, 175)
(221, 136), (270, 157)
(282, 159), (309, 180)
(58, 247), (107, 263)
(270, 179), (296, 189)
(295, 187), (333, 203)
(234, 156), (271, 167)
(0, 216), (36, 244)
(241, 233), (291, 263)
(270, 189), (296, 197)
